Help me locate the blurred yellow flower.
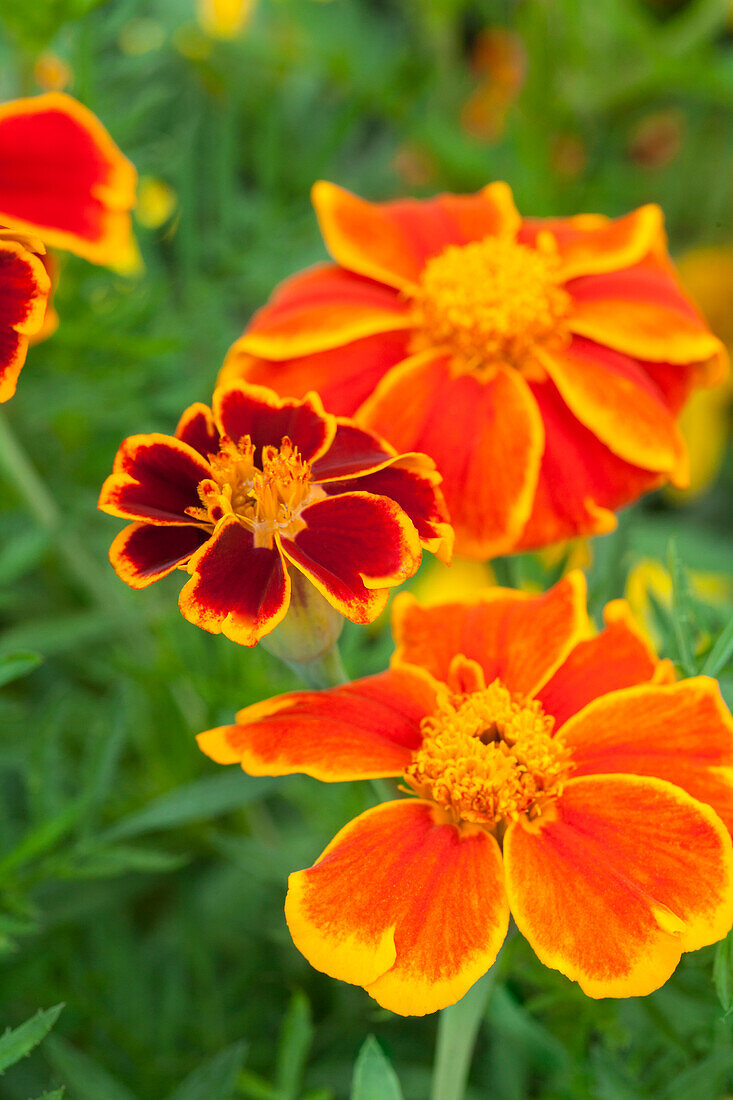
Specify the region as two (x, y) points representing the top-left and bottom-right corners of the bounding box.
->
(197, 0), (256, 39)
(136, 178), (177, 230)
(409, 558), (495, 606)
(33, 54), (72, 92)
(118, 18), (167, 56)
(626, 558), (733, 650)
(671, 247), (733, 499)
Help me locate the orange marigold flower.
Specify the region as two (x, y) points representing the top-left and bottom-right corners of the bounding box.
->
(98, 383), (453, 647)
(222, 182), (726, 558)
(0, 229), (52, 403)
(197, 572), (733, 1015)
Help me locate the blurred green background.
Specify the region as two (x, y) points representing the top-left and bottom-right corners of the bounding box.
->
(0, 0), (732, 1097)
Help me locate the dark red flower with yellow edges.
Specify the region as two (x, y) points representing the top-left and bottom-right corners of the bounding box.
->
(222, 182), (726, 558)
(0, 229), (52, 403)
(0, 93), (136, 266)
(197, 573), (733, 1015)
(98, 383), (453, 647)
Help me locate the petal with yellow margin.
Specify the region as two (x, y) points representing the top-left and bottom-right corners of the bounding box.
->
(97, 433), (213, 525)
(560, 678), (733, 832)
(213, 384), (335, 464)
(196, 665), (437, 779)
(0, 236), (51, 402)
(312, 180), (520, 290)
(504, 774), (733, 998)
(285, 799), (509, 1016)
(109, 522), (208, 589)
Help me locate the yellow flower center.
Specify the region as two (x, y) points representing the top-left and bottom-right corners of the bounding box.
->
(403, 679), (569, 827)
(188, 435), (324, 549)
(410, 233), (570, 375)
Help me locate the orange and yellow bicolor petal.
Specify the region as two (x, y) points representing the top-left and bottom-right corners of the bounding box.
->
(0, 93), (136, 266)
(391, 571), (589, 696)
(560, 678), (733, 832)
(98, 433), (212, 524)
(504, 774), (733, 998)
(285, 799), (510, 1015)
(197, 665), (437, 780)
(0, 234), (51, 402)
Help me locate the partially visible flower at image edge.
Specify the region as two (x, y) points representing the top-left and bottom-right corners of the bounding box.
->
(222, 181), (726, 557)
(0, 92), (137, 401)
(98, 382), (452, 647)
(197, 572), (733, 1015)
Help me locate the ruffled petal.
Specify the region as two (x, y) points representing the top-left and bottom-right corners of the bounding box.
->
(178, 517), (290, 645)
(536, 599), (674, 729)
(312, 180), (520, 290)
(311, 420), (398, 481)
(516, 377), (664, 550)
(567, 256), (723, 365)
(280, 492), (421, 624)
(213, 383), (336, 464)
(0, 93), (136, 266)
(234, 263), (411, 360)
(504, 775), (733, 998)
(359, 353), (544, 558)
(519, 205), (665, 282)
(98, 433), (212, 524)
(196, 665), (437, 780)
(175, 402), (220, 458)
(0, 236), (51, 402)
(391, 571), (589, 696)
(108, 522), (208, 589)
(285, 799), (509, 1015)
(560, 678), (733, 832)
(221, 330), (411, 418)
(539, 336), (687, 481)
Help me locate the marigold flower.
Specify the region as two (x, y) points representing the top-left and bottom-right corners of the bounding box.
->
(0, 229), (52, 403)
(197, 572), (733, 1015)
(99, 383), (452, 647)
(222, 183), (726, 557)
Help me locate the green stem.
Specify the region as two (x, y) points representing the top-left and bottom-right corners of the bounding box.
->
(431, 950), (504, 1100)
(286, 642), (348, 690)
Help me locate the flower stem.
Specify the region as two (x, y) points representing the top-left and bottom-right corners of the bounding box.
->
(430, 952), (503, 1100)
(286, 641), (348, 690)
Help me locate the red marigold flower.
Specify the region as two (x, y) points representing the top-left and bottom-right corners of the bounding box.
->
(98, 383), (453, 647)
(221, 183), (726, 557)
(0, 229), (52, 403)
(197, 572), (733, 1015)
(0, 93), (136, 266)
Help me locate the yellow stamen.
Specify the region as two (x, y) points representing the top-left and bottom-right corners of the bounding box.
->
(187, 435), (324, 548)
(410, 233), (570, 376)
(404, 679), (570, 827)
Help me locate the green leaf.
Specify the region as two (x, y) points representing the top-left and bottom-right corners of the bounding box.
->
(275, 991), (313, 1100)
(103, 772), (277, 842)
(351, 1037), (404, 1100)
(43, 1035), (137, 1100)
(0, 650), (42, 688)
(0, 1003), (64, 1074)
(713, 926), (733, 1014)
(668, 539), (698, 676)
(164, 1041), (247, 1100)
(702, 614), (733, 678)
(31, 1090), (65, 1100)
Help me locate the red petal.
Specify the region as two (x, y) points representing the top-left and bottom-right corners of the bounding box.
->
(311, 421), (397, 481)
(179, 517), (290, 646)
(175, 402), (220, 458)
(536, 598), (673, 728)
(286, 799), (509, 1015)
(196, 665), (437, 779)
(213, 383), (335, 463)
(280, 492), (421, 624)
(0, 237), (51, 402)
(109, 522), (208, 589)
(98, 433), (212, 524)
(0, 93), (136, 265)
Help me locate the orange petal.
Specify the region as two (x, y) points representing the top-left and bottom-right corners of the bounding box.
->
(520, 205), (665, 282)
(504, 774), (733, 998)
(220, 329), (411, 418)
(312, 180), (520, 290)
(359, 354), (544, 558)
(285, 799), (509, 1015)
(0, 236), (51, 402)
(567, 256), (723, 365)
(539, 337), (686, 480)
(536, 598), (674, 729)
(560, 678), (733, 832)
(234, 263), (411, 360)
(0, 93), (136, 266)
(391, 570), (589, 697)
(196, 665), (437, 779)
(179, 517), (291, 646)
